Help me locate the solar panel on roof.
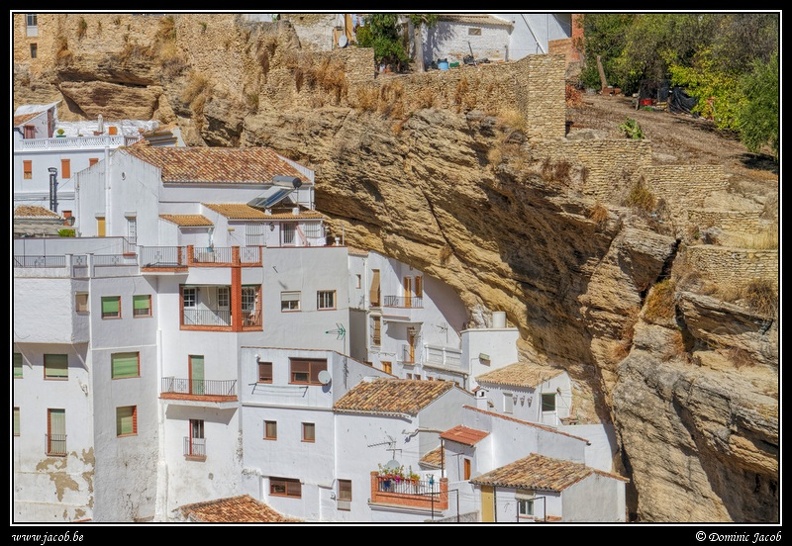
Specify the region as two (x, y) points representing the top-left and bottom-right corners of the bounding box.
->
(247, 188), (294, 209)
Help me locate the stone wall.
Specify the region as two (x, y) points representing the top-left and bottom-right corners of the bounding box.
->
(640, 165), (730, 218)
(532, 139), (654, 202)
(687, 209), (770, 235)
(685, 245), (779, 291)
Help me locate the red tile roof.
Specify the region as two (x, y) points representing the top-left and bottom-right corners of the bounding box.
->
(14, 205), (60, 218)
(470, 453), (628, 491)
(159, 214), (214, 227)
(14, 112), (42, 126)
(420, 446), (444, 468)
(178, 494), (301, 522)
(440, 425), (489, 446)
(123, 146), (305, 184)
(334, 378), (455, 416)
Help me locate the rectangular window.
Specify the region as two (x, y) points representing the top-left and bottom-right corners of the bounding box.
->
(183, 287), (196, 308)
(518, 497), (535, 518)
(258, 362), (273, 384)
(242, 286), (257, 313)
(282, 223), (296, 245)
(245, 224), (264, 246)
(44, 354), (68, 380)
(116, 406), (137, 437)
(75, 292), (89, 313)
(217, 287), (230, 308)
(30, 43), (37, 58)
(14, 353), (23, 379)
(133, 295), (151, 318)
(369, 269), (380, 306)
(303, 221), (323, 239)
(464, 458), (472, 480)
(270, 477), (301, 498)
(289, 358), (327, 385)
(504, 392), (513, 414)
(97, 216), (106, 237)
(542, 393), (556, 412)
(302, 422), (315, 443)
(372, 316), (381, 346)
(126, 217), (137, 244)
(264, 420), (277, 440)
(26, 13), (37, 27)
(317, 290), (336, 310)
(381, 361), (392, 375)
(89, 157), (99, 166)
(187, 419), (205, 459)
(338, 479), (352, 503)
(23, 160), (32, 179)
(468, 27), (482, 36)
(14, 408), (20, 436)
(61, 159), (71, 179)
(281, 291), (301, 312)
(415, 275), (423, 298)
(101, 296), (121, 319)
(355, 274), (362, 289)
(47, 409), (66, 455)
(111, 352), (140, 379)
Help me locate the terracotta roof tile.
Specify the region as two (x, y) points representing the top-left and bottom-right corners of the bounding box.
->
(440, 425), (489, 446)
(439, 14), (513, 27)
(123, 146), (305, 184)
(14, 205), (60, 218)
(179, 495), (301, 523)
(420, 446), (444, 468)
(470, 453), (628, 492)
(334, 379), (454, 416)
(159, 214), (214, 227)
(263, 209), (325, 220)
(14, 112), (41, 126)
(476, 362), (565, 389)
(346, 246), (370, 257)
(203, 203), (270, 220)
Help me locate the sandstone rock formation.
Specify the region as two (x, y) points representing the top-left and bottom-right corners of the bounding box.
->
(13, 13), (778, 522)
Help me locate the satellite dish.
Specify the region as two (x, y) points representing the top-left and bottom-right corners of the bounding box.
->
(318, 370), (332, 385)
(338, 35), (348, 48)
(384, 459), (401, 470)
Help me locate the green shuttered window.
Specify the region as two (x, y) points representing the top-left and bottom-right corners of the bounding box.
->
(116, 406), (137, 436)
(101, 296), (121, 319)
(112, 352), (139, 379)
(44, 354), (68, 379)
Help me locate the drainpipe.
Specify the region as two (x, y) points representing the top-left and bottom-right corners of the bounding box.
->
(104, 146), (112, 235)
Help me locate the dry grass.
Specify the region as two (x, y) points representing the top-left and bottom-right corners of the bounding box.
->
(453, 76), (478, 113)
(487, 147), (503, 166)
(497, 108), (527, 132)
(588, 202), (609, 229)
(565, 83), (583, 108)
(734, 229), (778, 250)
(156, 15), (177, 42)
(727, 347), (757, 369)
(643, 279), (676, 323)
(77, 17), (88, 40)
(355, 86), (379, 112)
(414, 88), (436, 110)
(743, 279), (777, 318)
(624, 177), (656, 212)
(661, 330), (687, 362)
(55, 36), (73, 64)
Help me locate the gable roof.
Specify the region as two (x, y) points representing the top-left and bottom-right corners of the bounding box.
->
(159, 214), (214, 227)
(420, 445), (444, 469)
(476, 362), (566, 389)
(463, 405), (590, 444)
(438, 14), (513, 28)
(334, 378), (455, 416)
(440, 425), (489, 446)
(14, 205), (61, 219)
(470, 453), (628, 492)
(178, 494), (300, 522)
(13, 102), (60, 127)
(123, 146), (305, 184)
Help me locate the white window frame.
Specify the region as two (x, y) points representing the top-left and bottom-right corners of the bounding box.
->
(281, 291), (301, 312)
(317, 290), (336, 310)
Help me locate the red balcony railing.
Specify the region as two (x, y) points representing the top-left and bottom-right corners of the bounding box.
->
(370, 472), (448, 511)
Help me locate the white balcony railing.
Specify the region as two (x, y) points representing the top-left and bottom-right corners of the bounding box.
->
(15, 134), (139, 151)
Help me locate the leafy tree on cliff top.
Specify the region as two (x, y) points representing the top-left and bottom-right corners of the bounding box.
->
(357, 13), (410, 70)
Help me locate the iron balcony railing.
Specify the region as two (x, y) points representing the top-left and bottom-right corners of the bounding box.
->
(192, 246), (232, 264)
(375, 476), (436, 496)
(183, 308), (231, 327)
(161, 377), (237, 397)
(46, 434), (67, 456)
(140, 246), (186, 268)
(183, 436), (206, 458)
(383, 295), (423, 308)
(14, 255), (66, 268)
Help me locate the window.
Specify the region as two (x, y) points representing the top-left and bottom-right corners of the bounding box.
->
(133, 295), (151, 318)
(111, 352), (140, 379)
(245, 224), (264, 246)
(518, 498), (534, 517)
(101, 296), (121, 319)
(381, 361), (392, 375)
(75, 292), (89, 313)
(126, 217), (137, 244)
(89, 157), (99, 167)
(355, 274), (362, 289)
(302, 422), (315, 443)
(289, 358), (327, 385)
(116, 406), (137, 437)
(24, 125), (35, 139)
(258, 362), (273, 384)
(242, 286), (257, 312)
(281, 291), (300, 312)
(464, 458), (472, 480)
(264, 420), (277, 440)
(542, 393), (556, 412)
(23, 160), (32, 180)
(44, 354), (68, 380)
(468, 27), (482, 36)
(338, 479), (352, 506)
(371, 316), (381, 346)
(317, 290), (336, 310)
(97, 216), (106, 237)
(187, 419), (205, 459)
(415, 275), (423, 298)
(282, 223), (296, 245)
(47, 409), (66, 455)
(504, 392), (513, 414)
(26, 13), (37, 27)
(61, 159), (71, 179)
(183, 287), (196, 308)
(14, 408), (20, 436)
(304, 221), (323, 239)
(217, 287), (229, 308)
(30, 43), (37, 58)
(14, 353), (23, 379)
(369, 269), (381, 306)
(270, 477), (301, 498)
(189, 355), (205, 395)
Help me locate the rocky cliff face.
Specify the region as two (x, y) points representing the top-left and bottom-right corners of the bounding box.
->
(13, 13), (778, 522)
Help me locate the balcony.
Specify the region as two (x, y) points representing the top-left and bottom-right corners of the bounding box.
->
(383, 295), (423, 308)
(161, 377), (238, 405)
(46, 434), (67, 456)
(423, 345), (463, 372)
(369, 472), (448, 511)
(184, 436), (207, 461)
(15, 134), (139, 152)
(183, 308), (232, 327)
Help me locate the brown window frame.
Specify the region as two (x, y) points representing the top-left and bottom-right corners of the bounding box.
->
(338, 479), (352, 502)
(289, 358), (327, 385)
(258, 362), (273, 384)
(301, 422), (315, 443)
(116, 406), (138, 437)
(270, 477), (301, 498)
(23, 160), (33, 179)
(61, 158), (71, 179)
(264, 420), (277, 440)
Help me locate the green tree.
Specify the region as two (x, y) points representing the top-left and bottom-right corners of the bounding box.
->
(577, 14), (635, 90)
(737, 51), (779, 159)
(358, 14), (409, 70)
(406, 14), (438, 72)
